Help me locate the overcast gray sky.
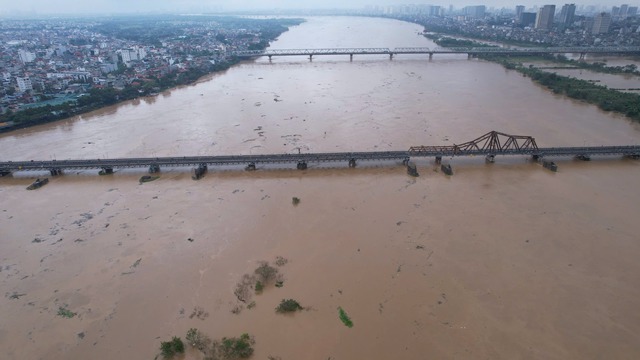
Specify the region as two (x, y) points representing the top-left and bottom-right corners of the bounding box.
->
(0, 1), (625, 15)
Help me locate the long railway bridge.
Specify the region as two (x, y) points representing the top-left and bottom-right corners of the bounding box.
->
(1, 131), (639, 178)
(229, 46), (640, 61)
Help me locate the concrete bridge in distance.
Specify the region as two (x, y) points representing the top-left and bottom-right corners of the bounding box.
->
(1, 131), (640, 178)
(229, 46), (640, 60)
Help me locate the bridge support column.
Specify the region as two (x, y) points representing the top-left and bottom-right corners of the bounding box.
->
(99, 167), (114, 175)
(349, 54), (353, 61)
(50, 168), (62, 176)
(389, 53), (394, 60)
(402, 157), (410, 166)
(348, 158), (357, 168)
(579, 53), (586, 61)
(407, 161), (419, 177)
(485, 154), (495, 163)
(268, 55), (272, 62)
(309, 55), (313, 61)
(435, 156), (442, 165)
(245, 162), (256, 171)
(429, 53), (433, 60)
(531, 154), (541, 161)
(192, 164), (208, 180)
(468, 53), (472, 59)
(575, 154), (591, 161)
(296, 161), (307, 170)
(149, 164), (160, 173)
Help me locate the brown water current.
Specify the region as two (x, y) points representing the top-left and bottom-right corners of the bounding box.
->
(2, 16), (640, 360)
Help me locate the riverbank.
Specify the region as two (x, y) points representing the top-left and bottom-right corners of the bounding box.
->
(0, 16), (304, 134)
(420, 32), (640, 122)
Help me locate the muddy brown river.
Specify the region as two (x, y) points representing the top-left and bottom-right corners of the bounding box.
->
(1, 16), (640, 360)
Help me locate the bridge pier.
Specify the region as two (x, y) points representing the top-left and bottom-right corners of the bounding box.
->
(389, 53), (394, 60)
(402, 157), (410, 166)
(485, 154), (495, 163)
(191, 164), (208, 180)
(149, 164), (160, 173)
(435, 156), (442, 165)
(348, 158), (357, 168)
(579, 53), (586, 61)
(349, 54), (353, 61)
(309, 55), (313, 61)
(268, 55), (272, 62)
(407, 161), (419, 177)
(50, 168), (63, 176)
(429, 53), (433, 60)
(531, 154), (541, 161)
(245, 162), (256, 171)
(575, 154), (591, 161)
(99, 167), (114, 175)
(296, 161), (307, 170)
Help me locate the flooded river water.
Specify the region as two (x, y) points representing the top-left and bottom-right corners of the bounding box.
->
(2, 16), (640, 360)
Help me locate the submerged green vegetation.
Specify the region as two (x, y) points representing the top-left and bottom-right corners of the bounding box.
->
(482, 55), (640, 121)
(338, 307), (354, 328)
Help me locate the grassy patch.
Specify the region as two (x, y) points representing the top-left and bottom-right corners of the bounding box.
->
(186, 328), (211, 352)
(275, 299), (303, 313)
(255, 281), (264, 294)
(338, 307), (353, 328)
(57, 307), (76, 318)
(219, 333), (255, 359)
(254, 261), (279, 283)
(160, 336), (185, 358)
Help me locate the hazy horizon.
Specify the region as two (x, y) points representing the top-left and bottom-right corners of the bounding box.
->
(0, 1), (628, 16)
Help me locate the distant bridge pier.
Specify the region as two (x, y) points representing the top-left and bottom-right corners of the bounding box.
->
(532, 154), (541, 161)
(389, 53), (394, 60)
(349, 54), (353, 61)
(348, 158), (357, 168)
(576, 154), (591, 161)
(579, 52), (586, 61)
(485, 154), (495, 163)
(435, 156), (442, 165)
(149, 164), (160, 173)
(268, 55), (272, 61)
(429, 53), (433, 60)
(50, 168), (63, 176)
(99, 167), (114, 175)
(245, 162), (256, 171)
(309, 55), (313, 61)
(297, 161), (307, 170)
(191, 163), (207, 180)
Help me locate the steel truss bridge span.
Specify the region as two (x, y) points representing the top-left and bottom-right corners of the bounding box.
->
(1, 131), (640, 174)
(230, 46), (640, 59)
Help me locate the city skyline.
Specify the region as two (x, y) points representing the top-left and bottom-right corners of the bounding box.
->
(0, 1), (636, 15)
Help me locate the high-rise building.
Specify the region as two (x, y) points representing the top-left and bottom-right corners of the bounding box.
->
(516, 5), (525, 20)
(592, 12), (612, 34)
(16, 77), (33, 92)
(559, 4), (576, 26)
(520, 12), (537, 27)
(463, 5), (486, 19)
(535, 5), (556, 30)
(620, 4), (629, 17)
(628, 7), (638, 17)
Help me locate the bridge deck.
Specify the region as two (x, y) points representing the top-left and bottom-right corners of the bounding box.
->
(2, 146), (639, 172)
(230, 46), (640, 58)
